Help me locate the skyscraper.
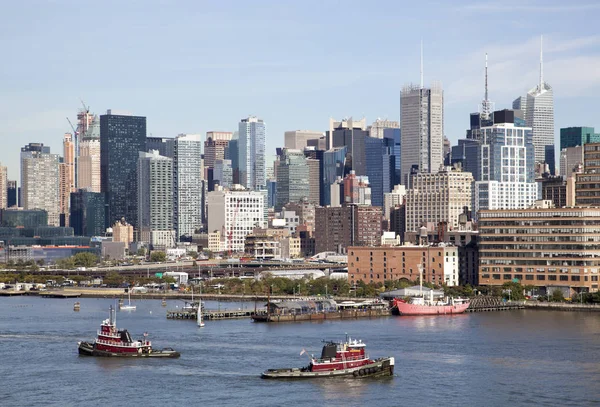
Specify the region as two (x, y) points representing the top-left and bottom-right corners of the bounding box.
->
(78, 116), (101, 192)
(59, 133), (75, 226)
(213, 159), (233, 189)
(400, 47), (443, 185)
(70, 190), (105, 237)
(100, 110), (146, 228)
(525, 36), (554, 165)
(368, 119), (399, 139)
(329, 117), (369, 176)
(284, 130), (324, 150)
(138, 150), (174, 248)
(560, 127), (600, 150)
(472, 110), (538, 215)
(20, 143), (60, 226)
(239, 117), (266, 190)
(204, 136), (231, 169)
(276, 149), (310, 211)
(0, 164), (6, 209)
(146, 136), (174, 158)
(173, 134), (203, 241)
(6, 180), (16, 208)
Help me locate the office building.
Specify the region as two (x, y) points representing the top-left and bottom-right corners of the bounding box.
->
(383, 185), (406, 222)
(69, 190), (105, 237)
(348, 245), (459, 286)
(540, 175), (575, 208)
(1, 208), (48, 228)
(78, 118), (101, 192)
(307, 158), (320, 206)
(368, 119), (399, 139)
(213, 159), (233, 189)
(314, 206), (382, 254)
(560, 127), (600, 151)
(478, 206), (600, 294)
(239, 117), (266, 190)
(204, 133), (232, 169)
(284, 130), (323, 150)
(575, 143), (600, 207)
(400, 81), (444, 185)
(112, 218), (134, 245)
(330, 117), (369, 176)
(100, 110), (147, 228)
(343, 171), (371, 206)
(173, 134), (203, 241)
(21, 143), (60, 226)
(0, 164), (6, 209)
(138, 151), (174, 249)
(365, 136), (394, 206)
(384, 128), (401, 186)
(7, 180), (16, 208)
(320, 146), (346, 206)
(524, 38), (554, 165)
(59, 133), (75, 226)
(405, 168), (473, 232)
(206, 189), (265, 253)
(275, 149), (310, 211)
(146, 136), (174, 158)
(560, 145), (584, 178)
(472, 110), (538, 215)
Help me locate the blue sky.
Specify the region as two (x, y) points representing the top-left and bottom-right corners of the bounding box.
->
(1, 0), (599, 179)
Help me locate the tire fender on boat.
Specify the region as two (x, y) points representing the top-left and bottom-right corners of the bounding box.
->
(353, 371), (358, 377)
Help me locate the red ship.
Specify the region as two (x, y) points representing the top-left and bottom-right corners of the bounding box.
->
(261, 336), (394, 379)
(392, 296), (470, 316)
(78, 305), (180, 358)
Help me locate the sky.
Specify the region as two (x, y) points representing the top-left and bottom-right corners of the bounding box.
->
(1, 0), (600, 180)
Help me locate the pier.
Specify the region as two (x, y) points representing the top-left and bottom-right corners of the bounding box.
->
(465, 297), (525, 312)
(252, 308), (392, 322)
(166, 309), (256, 320)
(39, 291), (82, 298)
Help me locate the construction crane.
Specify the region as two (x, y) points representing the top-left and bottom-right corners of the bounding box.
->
(227, 199), (241, 257)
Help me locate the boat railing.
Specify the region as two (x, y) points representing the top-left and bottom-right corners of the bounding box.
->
(97, 330), (120, 338)
(313, 353), (367, 364)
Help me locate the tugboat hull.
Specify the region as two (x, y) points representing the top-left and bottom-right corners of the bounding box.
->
(261, 357), (394, 379)
(78, 342), (180, 358)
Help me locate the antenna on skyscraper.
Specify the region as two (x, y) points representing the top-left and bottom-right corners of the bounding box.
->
(484, 53), (488, 103)
(539, 35), (544, 89)
(420, 39), (424, 89)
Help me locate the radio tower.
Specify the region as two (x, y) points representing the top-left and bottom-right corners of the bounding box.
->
(481, 53), (494, 120)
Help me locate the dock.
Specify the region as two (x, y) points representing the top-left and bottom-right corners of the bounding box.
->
(465, 297), (525, 312)
(252, 308), (392, 322)
(0, 291), (27, 296)
(39, 291), (82, 298)
(166, 309), (256, 320)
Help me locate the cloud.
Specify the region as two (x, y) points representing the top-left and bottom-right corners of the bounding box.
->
(444, 35), (600, 106)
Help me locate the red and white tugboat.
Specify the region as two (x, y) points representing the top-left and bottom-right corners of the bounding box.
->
(78, 305), (180, 358)
(261, 336), (394, 379)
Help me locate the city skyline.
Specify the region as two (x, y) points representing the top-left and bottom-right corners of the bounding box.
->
(1, 1), (599, 179)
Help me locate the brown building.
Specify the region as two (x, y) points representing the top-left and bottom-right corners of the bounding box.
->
(540, 174), (575, 208)
(576, 143), (600, 207)
(478, 207), (600, 295)
(314, 205), (382, 254)
(204, 137), (231, 169)
(283, 199), (315, 232)
(348, 245), (459, 286)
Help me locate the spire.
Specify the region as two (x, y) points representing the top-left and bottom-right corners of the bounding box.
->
(420, 39), (424, 89)
(484, 53), (489, 102)
(539, 34), (544, 90)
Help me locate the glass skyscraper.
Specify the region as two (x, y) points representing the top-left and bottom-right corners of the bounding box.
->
(239, 117), (266, 190)
(173, 134), (203, 241)
(276, 149), (310, 211)
(560, 127), (600, 151)
(320, 146), (346, 206)
(100, 111), (146, 228)
(69, 190), (105, 237)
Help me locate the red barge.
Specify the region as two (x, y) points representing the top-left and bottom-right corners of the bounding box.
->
(78, 306), (180, 358)
(261, 336), (394, 379)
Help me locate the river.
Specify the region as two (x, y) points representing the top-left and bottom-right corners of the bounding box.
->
(0, 296), (599, 406)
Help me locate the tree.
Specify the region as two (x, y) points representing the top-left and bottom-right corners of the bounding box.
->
(103, 271), (124, 287)
(150, 251), (166, 263)
(73, 252), (99, 268)
(550, 289), (564, 302)
(137, 248), (147, 257)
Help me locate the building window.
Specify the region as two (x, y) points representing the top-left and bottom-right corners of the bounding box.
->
(536, 275), (545, 280)
(572, 276), (581, 281)
(492, 274), (501, 280)
(525, 275), (534, 280)
(503, 274), (511, 280)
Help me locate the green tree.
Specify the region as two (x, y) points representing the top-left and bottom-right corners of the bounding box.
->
(137, 247), (147, 257)
(550, 289), (564, 302)
(150, 251), (166, 263)
(103, 271), (124, 287)
(73, 252), (99, 268)
(501, 281), (525, 301)
(188, 251), (198, 259)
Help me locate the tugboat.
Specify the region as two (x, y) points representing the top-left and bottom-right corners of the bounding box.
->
(261, 336), (394, 379)
(78, 305), (180, 358)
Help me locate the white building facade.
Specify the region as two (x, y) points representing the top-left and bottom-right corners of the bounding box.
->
(173, 134), (203, 241)
(207, 189), (265, 253)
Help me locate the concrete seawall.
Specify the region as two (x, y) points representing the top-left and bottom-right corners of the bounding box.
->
(524, 302), (600, 312)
